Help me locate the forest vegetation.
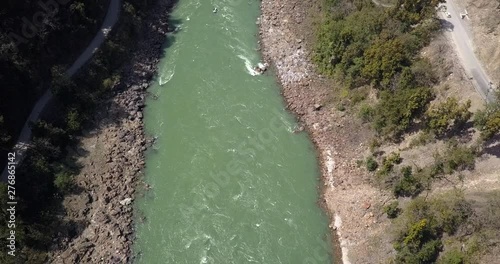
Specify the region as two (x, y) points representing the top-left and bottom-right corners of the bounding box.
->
(0, 0), (154, 262)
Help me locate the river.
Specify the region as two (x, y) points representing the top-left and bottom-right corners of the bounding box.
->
(133, 0), (333, 263)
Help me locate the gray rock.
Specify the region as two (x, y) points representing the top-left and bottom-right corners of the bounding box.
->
(119, 198), (133, 206)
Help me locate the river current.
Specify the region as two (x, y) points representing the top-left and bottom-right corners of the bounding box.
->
(133, 1), (333, 263)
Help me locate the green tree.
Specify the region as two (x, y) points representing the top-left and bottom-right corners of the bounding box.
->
(362, 36), (410, 87)
(66, 109), (82, 133)
(0, 115), (10, 147)
(54, 171), (74, 194)
(396, 218), (442, 263)
(51, 66), (77, 102)
(425, 97), (472, 136)
(393, 0), (446, 25)
(394, 166), (423, 197)
(384, 200), (401, 218)
(366, 156), (379, 171)
(374, 87), (433, 138)
(31, 121), (69, 147)
(438, 249), (465, 264)
(435, 141), (476, 174)
(474, 100), (500, 140)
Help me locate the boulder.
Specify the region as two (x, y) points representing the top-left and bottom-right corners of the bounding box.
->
(119, 198), (133, 206)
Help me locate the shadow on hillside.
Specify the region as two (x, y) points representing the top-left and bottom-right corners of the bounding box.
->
(483, 134), (500, 158)
(439, 19), (455, 32)
(438, 121), (475, 142)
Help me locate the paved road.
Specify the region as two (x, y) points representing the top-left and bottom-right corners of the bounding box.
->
(1, 0), (121, 181)
(439, 0), (496, 102)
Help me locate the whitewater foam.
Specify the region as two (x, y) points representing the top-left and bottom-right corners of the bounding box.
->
(159, 68), (175, 85)
(237, 54), (259, 76)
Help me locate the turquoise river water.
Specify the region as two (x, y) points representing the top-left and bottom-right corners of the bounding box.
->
(133, 0), (333, 263)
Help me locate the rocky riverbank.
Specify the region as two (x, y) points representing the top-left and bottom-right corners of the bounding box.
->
(259, 0), (394, 263)
(49, 1), (175, 263)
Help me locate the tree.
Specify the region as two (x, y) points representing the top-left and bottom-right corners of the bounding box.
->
(474, 99), (500, 140)
(0, 115), (10, 147)
(393, 0), (446, 25)
(394, 166), (423, 197)
(31, 121), (69, 147)
(362, 36), (410, 88)
(54, 171), (74, 194)
(384, 200), (401, 218)
(51, 66), (76, 102)
(366, 156), (379, 171)
(396, 218), (442, 263)
(438, 249), (465, 264)
(425, 97), (472, 136)
(373, 87), (433, 138)
(66, 108), (82, 133)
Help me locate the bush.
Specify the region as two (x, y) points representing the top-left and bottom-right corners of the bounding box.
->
(393, 166), (423, 197)
(395, 218), (442, 263)
(54, 171), (74, 194)
(386, 152), (403, 165)
(366, 156), (379, 172)
(439, 141), (476, 174)
(359, 104), (374, 122)
(362, 36), (412, 87)
(349, 88), (368, 105)
(379, 152), (403, 176)
(369, 138), (381, 152)
(0, 115), (10, 146)
(474, 99), (500, 140)
(337, 104), (346, 112)
(102, 77), (116, 90)
(31, 121), (69, 147)
(445, 145), (475, 173)
(438, 249), (465, 264)
(384, 201), (401, 219)
(416, 239), (443, 263)
(431, 193), (472, 235)
(425, 98), (472, 136)
(66, 109), (83, 133)
(429, 141), (476, 178)
(373, 87), (434, 139)
(394, 193), (472, 264)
